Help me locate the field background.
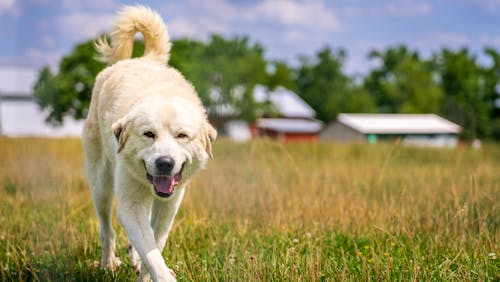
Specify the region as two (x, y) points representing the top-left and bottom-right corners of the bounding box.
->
(0, 138), (498, 281)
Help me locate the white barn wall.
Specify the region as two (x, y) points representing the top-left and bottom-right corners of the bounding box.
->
(321, 114), (462, 148)
(0, 100), (84, 137)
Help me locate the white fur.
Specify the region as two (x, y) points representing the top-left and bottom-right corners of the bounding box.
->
(82, 6), (216, 282)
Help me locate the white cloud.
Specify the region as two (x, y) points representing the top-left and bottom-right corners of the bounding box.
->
(167, 19), (202, 38)
(386, 1), (432, 17)
(61, 0), (118, 11)
(189, 0), (239, 23)
(0, 0), (13, 11)
(164, 0), (340, 38)
(161, 0), (341, 63)
(250, 0), (340, 32)
(339, 1), (432, 18)
(56, 12), (114, 41)
(0, 0), (19, 16)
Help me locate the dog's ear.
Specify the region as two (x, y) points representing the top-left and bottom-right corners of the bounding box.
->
(202, 121), (217, 158)
(111, 116), (129, 153)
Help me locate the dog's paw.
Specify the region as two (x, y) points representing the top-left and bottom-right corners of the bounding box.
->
(158, 271), (177, 282)
(164, 267), (177, 282)
(128, 244), (142, 272)
(146, 267), (176, 282)
(102, 256), (122, 271)
(138, 271), (152, 282)
(167, 267), (176, 278)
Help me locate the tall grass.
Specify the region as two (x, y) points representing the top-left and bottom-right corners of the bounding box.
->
(0, 137), (498, 281)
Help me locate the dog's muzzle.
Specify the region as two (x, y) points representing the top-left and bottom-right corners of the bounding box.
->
(146, 164), (184, 198)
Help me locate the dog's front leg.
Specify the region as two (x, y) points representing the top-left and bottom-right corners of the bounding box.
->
(151, 186), (186, 251)
(128, 186), (185, 281)
(115, 181), (176, 282)
(117, 201), (176, 282)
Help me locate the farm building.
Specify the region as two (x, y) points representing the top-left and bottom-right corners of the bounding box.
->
(321, 113), (461, 148)
(0, 66), (84, 137)
(223, 85), (323, 141)
(1, 66), (324, 141)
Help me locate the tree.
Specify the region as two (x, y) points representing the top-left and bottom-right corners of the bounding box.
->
(169, 35), (270, 123)
(203, 35), (269, 122)
(34, 35), (273, 126)
(169, 38), (211, 106)
(33, 39), (145, 125)
(482, 47), (500, 139)
(296, 47), (376, 122)
(364, 45), (443, 114)
(434, 48), (491, 139)
(265, 61), (296, 91)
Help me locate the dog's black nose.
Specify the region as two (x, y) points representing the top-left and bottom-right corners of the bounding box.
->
(155, 156), (175, 174)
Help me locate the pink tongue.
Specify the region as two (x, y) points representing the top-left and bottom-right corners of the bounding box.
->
(152, 176), (175, 194)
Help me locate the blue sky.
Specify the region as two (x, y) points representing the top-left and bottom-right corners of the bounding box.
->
(1, 0), (500, 75)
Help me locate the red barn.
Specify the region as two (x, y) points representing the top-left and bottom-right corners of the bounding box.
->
(219, 85), (323, 142)
(256, 118), (322, 141)
(251, 86), (323, 141)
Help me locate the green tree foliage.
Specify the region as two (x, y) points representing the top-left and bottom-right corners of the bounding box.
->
(481, 48), (500, 139)
(34, 42), (104, 124)
(364, 46), (443, 114)
(32, 34), (500, 140)
(434, 48), (492, 138)
(265, 61), (296, 91)
(33, 39), (145, 125)
(34, 35), (272, 125)
(170, 35), (268, 123)
(296, 47), (376, 122)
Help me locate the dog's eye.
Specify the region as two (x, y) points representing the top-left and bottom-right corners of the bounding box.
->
(176, 133), (188, 139)
(143, 131), (156, 139)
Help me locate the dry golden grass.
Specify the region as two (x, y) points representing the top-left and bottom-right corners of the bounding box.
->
(0, 137), (498, 281)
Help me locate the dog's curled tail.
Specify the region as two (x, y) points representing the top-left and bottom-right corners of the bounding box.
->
(94, 5), (171, 65)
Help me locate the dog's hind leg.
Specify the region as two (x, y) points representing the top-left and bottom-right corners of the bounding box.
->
(92, 169), (121, 270)
(90, 160), (122, 270)
(83, 125), (122, 270)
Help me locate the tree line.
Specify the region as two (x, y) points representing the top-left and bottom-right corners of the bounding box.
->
(34, 35), (500, 140)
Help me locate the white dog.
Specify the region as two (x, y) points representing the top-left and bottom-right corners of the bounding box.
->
(82, 6), (216, 282)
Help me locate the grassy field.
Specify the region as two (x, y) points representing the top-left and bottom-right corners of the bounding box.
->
(0, 137), (498, 281)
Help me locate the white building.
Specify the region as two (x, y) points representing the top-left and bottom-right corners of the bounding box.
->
(224, 85), (323, 141)
(0, 66), (84, 137)
(321, 113), (461, 148)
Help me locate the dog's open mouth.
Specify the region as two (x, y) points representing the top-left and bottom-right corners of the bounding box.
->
(146, 167), (183, 198)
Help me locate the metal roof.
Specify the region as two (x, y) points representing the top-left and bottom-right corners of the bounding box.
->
(337, 113), (461, 134)
(257, 118), (323, 133)
(254, 85), (315, 118)
(210, 85), (317, 119)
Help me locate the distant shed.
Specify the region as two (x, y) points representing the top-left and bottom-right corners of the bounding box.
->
(219, 85), (323, 141)
(253, 86), (323, 141)
(256, 118), (323, 141)
(321, 114), (461, 147)
(253, 85), (316, 119)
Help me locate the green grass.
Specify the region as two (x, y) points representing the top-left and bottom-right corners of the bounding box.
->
(0, 138), (498, 281)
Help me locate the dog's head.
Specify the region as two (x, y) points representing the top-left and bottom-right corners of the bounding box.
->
(111, 94), (216, 199)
